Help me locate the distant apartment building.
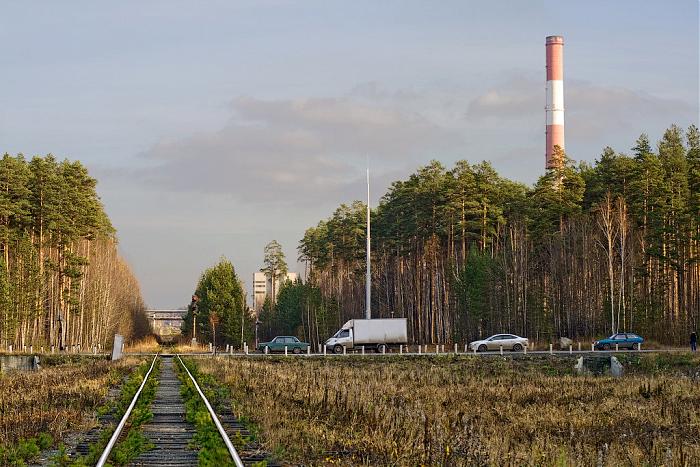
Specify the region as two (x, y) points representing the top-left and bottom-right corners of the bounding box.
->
(252, 271), (298, 312)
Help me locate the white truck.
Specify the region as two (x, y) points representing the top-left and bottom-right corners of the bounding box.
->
(325, 318), (408, 354)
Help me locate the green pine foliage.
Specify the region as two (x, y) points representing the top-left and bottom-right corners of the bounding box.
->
(183, 257), (252, 348)
(0, 154), (148, 350)
(259, 280), (339, 344)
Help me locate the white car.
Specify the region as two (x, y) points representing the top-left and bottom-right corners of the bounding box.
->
(469, 334), (529, 352)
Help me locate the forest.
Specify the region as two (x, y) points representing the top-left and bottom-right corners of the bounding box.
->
(266, 124), (700, 347)
(0, 154), (148, 351)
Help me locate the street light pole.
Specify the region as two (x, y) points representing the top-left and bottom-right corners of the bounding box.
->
(190, 295), (199, 344)
(366, 163), (371, 320)
(255, 319), (261, 348)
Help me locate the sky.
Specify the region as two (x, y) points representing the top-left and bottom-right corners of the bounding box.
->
(1, 1), (698, 308)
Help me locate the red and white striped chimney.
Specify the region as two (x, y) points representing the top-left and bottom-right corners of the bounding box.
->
(545, 35), (564, 169)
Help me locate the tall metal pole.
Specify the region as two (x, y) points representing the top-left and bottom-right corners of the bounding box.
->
(366, 165), (371, 320)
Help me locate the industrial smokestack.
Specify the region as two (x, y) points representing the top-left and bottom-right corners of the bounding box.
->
(545, 35), (564, 169)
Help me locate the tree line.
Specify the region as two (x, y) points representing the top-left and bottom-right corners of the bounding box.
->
(287, 125), (699, 347)
(0, 153), (149, 351)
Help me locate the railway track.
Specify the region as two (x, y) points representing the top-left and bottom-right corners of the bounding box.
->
(97, 354), (266, 467)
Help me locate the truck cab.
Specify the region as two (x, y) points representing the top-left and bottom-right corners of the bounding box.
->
(325, 325), (353, 353)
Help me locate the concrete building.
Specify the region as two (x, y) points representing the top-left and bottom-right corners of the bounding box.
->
(146, 309), (187, 343)
(253, 271), (299, 311)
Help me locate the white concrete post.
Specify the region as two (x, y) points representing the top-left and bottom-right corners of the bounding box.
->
(8, 345), (12, 353)
(549, 343), (553, 355)
(473, 346), (476, 355)
(464, 344), (468, 353)
(399, 345), (403, 355)
(441, 344), (445, 353)
(307, 345), (311, 356)
(318, 344), (322, 353)
(615, 344), (619, 352)
(569, 345), (572, 354)
(51, 345), (54, 354)
(382, 345), (386, 355)
(524, 345), (527, 354)
(40, 346), (44, 354)
(638, 342), (641, 351)
(578, 342), (581, 352)
(418, 345), (421, 355)
(30, 345), (33, 353)
(435, 344), (439, 355)
(265, 345), (269, 354)
(323, 345), (326, 356)
(499, 345), (503, 355)
(284, 346), (288, 356)
(112, 335), (124, 361)
(591, 343), (595, 352)
(454, 343), (458, 354)
(361, 345), (365, 355)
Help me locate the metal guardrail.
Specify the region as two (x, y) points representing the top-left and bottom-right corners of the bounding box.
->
(176, 354), (245, 467)
(96, 353), (159, 467)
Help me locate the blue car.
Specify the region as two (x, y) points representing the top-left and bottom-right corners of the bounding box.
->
(594, 332), (644, 350)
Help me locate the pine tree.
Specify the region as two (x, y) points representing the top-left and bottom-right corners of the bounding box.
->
(261, 240), (288, 307)
(191, 257), (247, 348)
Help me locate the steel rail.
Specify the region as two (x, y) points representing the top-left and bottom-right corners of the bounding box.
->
(96, 353), (159, 467)
(176, 354), (245, 467)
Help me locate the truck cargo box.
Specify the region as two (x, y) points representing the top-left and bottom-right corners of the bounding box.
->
(344, 318), (408, 344)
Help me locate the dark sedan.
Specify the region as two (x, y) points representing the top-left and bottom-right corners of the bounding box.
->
(594, 332), (644, 350)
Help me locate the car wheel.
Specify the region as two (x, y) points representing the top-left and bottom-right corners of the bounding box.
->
(513, 343), (523, 352)
(334, 344), (344, 354)
(292, 347), (301, 354)
(478, 344), (487, 352)
(602, 344), (610, 351)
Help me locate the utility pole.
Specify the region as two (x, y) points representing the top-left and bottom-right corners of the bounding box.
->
(366, 164), (371, 320)
(255, 319), (261, 348)
(190, 295), (199, 344)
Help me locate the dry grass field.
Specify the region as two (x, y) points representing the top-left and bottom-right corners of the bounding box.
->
(196, 354), (700, 466)
(0, 355), (144, 465)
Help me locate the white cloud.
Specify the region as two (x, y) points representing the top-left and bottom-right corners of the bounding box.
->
(130, 92), (464, 205)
